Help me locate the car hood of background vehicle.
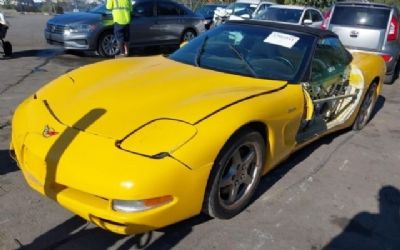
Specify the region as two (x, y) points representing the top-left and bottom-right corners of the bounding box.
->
(36, 56), (287, 139)
(48, 12), (104, 25)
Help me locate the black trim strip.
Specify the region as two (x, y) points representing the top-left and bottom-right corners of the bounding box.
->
(43, 100), (65, 125)
(194, 83), (288, 125)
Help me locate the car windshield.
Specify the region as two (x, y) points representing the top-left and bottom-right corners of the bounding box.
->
(255, 8), (303, 23)
(227, 2), (258, 16)
(169, 23), (315, 82)
(88, 4), (110, 14)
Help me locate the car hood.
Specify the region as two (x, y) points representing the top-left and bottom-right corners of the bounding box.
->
(36, 56), (287, 139)
(48, 12), (105, 25)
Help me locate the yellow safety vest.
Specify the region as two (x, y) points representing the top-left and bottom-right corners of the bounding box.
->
(106, 0), (132, 25)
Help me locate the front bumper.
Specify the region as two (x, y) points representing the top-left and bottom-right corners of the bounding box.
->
(44, 30), (96, 51)
(11, 97), (210, 234)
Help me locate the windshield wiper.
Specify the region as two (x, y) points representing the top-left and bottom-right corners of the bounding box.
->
(228, 44), (258, 78)
(195, 36), (208, 67)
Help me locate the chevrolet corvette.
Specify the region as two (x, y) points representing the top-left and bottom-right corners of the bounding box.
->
(10, 20), (385, 234)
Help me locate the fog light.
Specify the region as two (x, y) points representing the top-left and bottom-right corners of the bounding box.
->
(112, 196), (173, 212)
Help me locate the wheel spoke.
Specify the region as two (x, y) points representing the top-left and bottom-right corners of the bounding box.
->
(242, 150), (255, 170)
(232, 149), (242, 165)
(228, 184), (239, 203)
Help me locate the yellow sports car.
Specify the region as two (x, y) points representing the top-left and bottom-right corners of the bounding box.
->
(11, 20), (385, 234)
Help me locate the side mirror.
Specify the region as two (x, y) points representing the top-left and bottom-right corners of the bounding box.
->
(226, 9), (233, 14)
(303, 19), (313, 25)
(240, 14), (250, 19)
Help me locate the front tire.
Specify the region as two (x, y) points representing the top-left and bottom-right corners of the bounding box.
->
(353, 82), (377, 130)
(97, 31), (119, 57)
(203, 129), (265, 219)
(181, 29), (196, 43)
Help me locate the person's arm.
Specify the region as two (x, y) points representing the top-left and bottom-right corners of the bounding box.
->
(106, 0), (113, 10)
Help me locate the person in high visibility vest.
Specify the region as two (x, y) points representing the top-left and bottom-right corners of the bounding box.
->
(106, 0), (132, 57)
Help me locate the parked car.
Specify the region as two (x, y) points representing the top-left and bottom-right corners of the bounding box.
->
(325, 2), (400, 83)
(228, 1), (275, 20)
(213, 0), (260, 26)
(45, 0), (205, 57)
(254, 5), (324, 28)
(195, 3), (227, 29)
(11, 20), (385, 235)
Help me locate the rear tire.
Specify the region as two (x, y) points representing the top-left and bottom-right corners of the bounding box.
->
(203, 129), (265, 219)
(352, 82), (377, 131)
(386, 61), (400, 84)
(3, 41), (12, 57)
(97, 31), (119, 58)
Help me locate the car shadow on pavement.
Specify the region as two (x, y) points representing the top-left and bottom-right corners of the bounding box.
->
(1, 48), (63, 60)
(323, 185), (400, 250)
(253, 129), (347, 203)
(0, 149), (19, 175)
(18, 213), (211, 249)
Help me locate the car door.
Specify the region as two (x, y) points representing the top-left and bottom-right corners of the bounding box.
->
(129, 0), (158, 46)
(307, 37), (351, 120)
(154, 1), (183, 45)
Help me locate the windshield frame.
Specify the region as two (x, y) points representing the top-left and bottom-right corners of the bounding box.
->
(169, 22), (317, 83)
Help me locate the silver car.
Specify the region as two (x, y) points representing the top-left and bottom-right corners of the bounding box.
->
(45, 0), (205, 57)
(326, 2), (400, 83)
(254, 5), (324, 28)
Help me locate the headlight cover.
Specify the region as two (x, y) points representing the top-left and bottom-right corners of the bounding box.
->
(64, 24), (96, 34)
(117, 119), (197, 158)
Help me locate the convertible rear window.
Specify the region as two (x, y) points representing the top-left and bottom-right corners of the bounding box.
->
(169, 23), (315, 82)
(331, 6), (390, 29)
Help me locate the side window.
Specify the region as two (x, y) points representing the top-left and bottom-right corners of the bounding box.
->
(311, 37), (351, 82)
(157, 2), (180, 16)
(134, 2), (153, 17)
(302, 10), (312, 22)
(311, 10), (322, 22)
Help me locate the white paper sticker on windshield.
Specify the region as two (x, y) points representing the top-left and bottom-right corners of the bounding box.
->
(264, 32), (300, 49)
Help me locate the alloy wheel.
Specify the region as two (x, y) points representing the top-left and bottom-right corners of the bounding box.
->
(217, 141), (263, 210)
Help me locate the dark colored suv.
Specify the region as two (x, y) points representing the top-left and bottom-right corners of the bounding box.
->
(326, 2), (400, 83)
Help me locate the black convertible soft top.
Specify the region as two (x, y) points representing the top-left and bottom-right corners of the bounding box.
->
(226, 20), (338, 39)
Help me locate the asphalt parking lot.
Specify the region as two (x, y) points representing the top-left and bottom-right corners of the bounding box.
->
(1, 11), (400, 250)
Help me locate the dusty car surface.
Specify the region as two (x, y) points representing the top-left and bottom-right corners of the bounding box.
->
(12, 20), (385, 235)
(326, 2), (400, 83)
(45, 0), (205, 57)
(255, 5), (324, 28)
